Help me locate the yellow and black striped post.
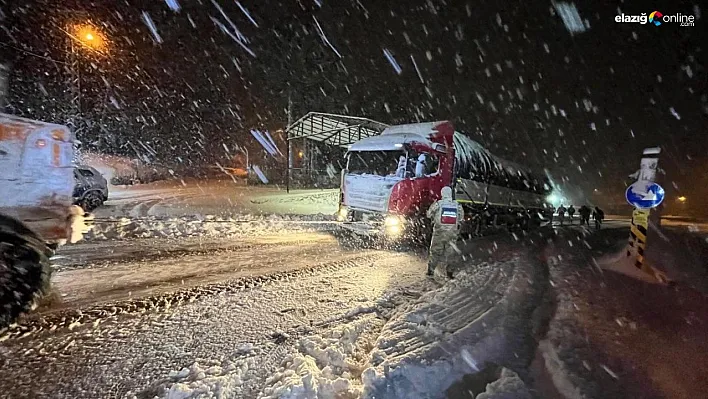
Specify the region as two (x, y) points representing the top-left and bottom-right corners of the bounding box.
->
(625, 147), (669, 283)
(627, 209), (651, 272)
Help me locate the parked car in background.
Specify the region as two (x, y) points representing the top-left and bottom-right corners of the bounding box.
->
(73, 165), (108, 212)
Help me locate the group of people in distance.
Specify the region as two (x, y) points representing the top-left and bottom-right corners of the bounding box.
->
(555, 204), (604, 229)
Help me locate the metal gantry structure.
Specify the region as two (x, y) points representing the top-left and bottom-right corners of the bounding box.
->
(284, 112), (389, 192)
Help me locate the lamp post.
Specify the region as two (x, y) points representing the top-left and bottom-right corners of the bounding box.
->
(62, 24), (107, 135)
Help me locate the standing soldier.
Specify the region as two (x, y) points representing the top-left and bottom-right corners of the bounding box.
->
(579, 205), (592, 226)
(557, 204), (567, 226)
(567, 205), (576, 224)
(592, 206), (605, 230)
(426, 186), (463, 277)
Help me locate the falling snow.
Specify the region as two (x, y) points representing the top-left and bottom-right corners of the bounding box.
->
(382, 48), (402, 75)
(141, 11), (163, 44)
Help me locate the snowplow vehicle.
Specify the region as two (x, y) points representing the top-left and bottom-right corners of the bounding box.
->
(337, 121), (554, 242)
(0, 113), (89, 328)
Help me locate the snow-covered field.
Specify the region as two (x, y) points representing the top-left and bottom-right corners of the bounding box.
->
(84, 213), (336, 241)
(97, 178), (339, 219)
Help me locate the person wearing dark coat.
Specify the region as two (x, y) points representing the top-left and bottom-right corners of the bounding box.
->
(557, 205), (567, 226)
(578, 205), (592, 226)
(567, 205), (576, 224)
(592, 206), (605, 230)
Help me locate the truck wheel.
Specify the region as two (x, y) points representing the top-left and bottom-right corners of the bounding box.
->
(79, 192), (103, 212)
(0, 218), (52, 329)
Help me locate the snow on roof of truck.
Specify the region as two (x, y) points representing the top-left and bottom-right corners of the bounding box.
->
(0, 113), (73, 141)
(380, 121), (447, 137)
(286, 112), (389, 148)
(347, 132), (436, 152)
(347, 121), (450, 152)
(454, 132), (552, 194)
(0, 113), (69, 129)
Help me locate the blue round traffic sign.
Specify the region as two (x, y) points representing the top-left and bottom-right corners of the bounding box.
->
(625, 181), (665, 209)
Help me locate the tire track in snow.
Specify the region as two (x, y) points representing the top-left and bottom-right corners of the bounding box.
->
(0, 250), (426, 398)
(52, 238), (327, 271)
(362, 232), (555, 398)
(1, 253), (381, 341)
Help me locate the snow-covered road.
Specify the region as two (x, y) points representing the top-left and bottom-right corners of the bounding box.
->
(0, 213), (558, 399)
(50, 232), (351, 309)
(0, 228), (434, 398)
(2, 194), (706, 399)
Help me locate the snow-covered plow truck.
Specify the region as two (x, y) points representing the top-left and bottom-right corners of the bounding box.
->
(0, 113), (89, 328)
(336, 121), (553, 242)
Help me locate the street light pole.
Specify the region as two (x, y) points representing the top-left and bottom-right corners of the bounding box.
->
(286, 88), (293, 193)
(0, 63), (8, 109)
(68, 39), (82, 135)
(62, 23), (107, 140)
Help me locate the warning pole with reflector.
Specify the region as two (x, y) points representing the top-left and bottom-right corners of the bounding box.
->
(626, 147), (669, 283)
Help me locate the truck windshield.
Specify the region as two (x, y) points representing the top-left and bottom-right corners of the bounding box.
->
(346, 150), (407, 177)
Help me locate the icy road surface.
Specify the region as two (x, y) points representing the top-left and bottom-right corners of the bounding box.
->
(0, 228), (435, 398)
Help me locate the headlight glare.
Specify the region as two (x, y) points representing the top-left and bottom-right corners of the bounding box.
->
(384, 215), (401, 226)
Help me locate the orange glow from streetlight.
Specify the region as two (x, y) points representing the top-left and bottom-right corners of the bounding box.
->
(678, 196), (687, 202)
(72, 25), (107, 51)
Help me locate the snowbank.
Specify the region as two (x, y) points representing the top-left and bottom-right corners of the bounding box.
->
(476, 368), (533, 399)
(84, 213), (336, 241)
(361, 255), (544, 398)
(81, 152), (171, 185)
(155, 357), (257, 399)
(259, 316), (382, 399)
(151, 315), (383, 399)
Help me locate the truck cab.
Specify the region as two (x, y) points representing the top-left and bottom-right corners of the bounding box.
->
(337, 122), (455, 240)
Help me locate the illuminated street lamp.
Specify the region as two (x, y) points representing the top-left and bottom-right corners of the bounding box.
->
(61, 23), (108, 134)
(71, 25), (107, 52)
(678, 196), (687, 202)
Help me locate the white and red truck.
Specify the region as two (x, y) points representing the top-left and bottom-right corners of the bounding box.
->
(336, 121), (554, 241)
(0, 113), (89, 328)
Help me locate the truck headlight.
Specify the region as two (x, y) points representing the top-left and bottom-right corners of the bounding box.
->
(387, 225), (401, 236)
(384, 215), (401, 227)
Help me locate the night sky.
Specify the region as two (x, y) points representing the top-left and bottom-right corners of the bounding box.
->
(1, 0), (706, 209)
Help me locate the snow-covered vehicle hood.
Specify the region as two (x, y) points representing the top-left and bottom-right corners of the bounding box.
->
(342, 174), (400, 213)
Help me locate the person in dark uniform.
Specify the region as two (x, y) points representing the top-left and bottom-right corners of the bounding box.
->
(592, 206), (605, 230)
(567, 205), (576, 224)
